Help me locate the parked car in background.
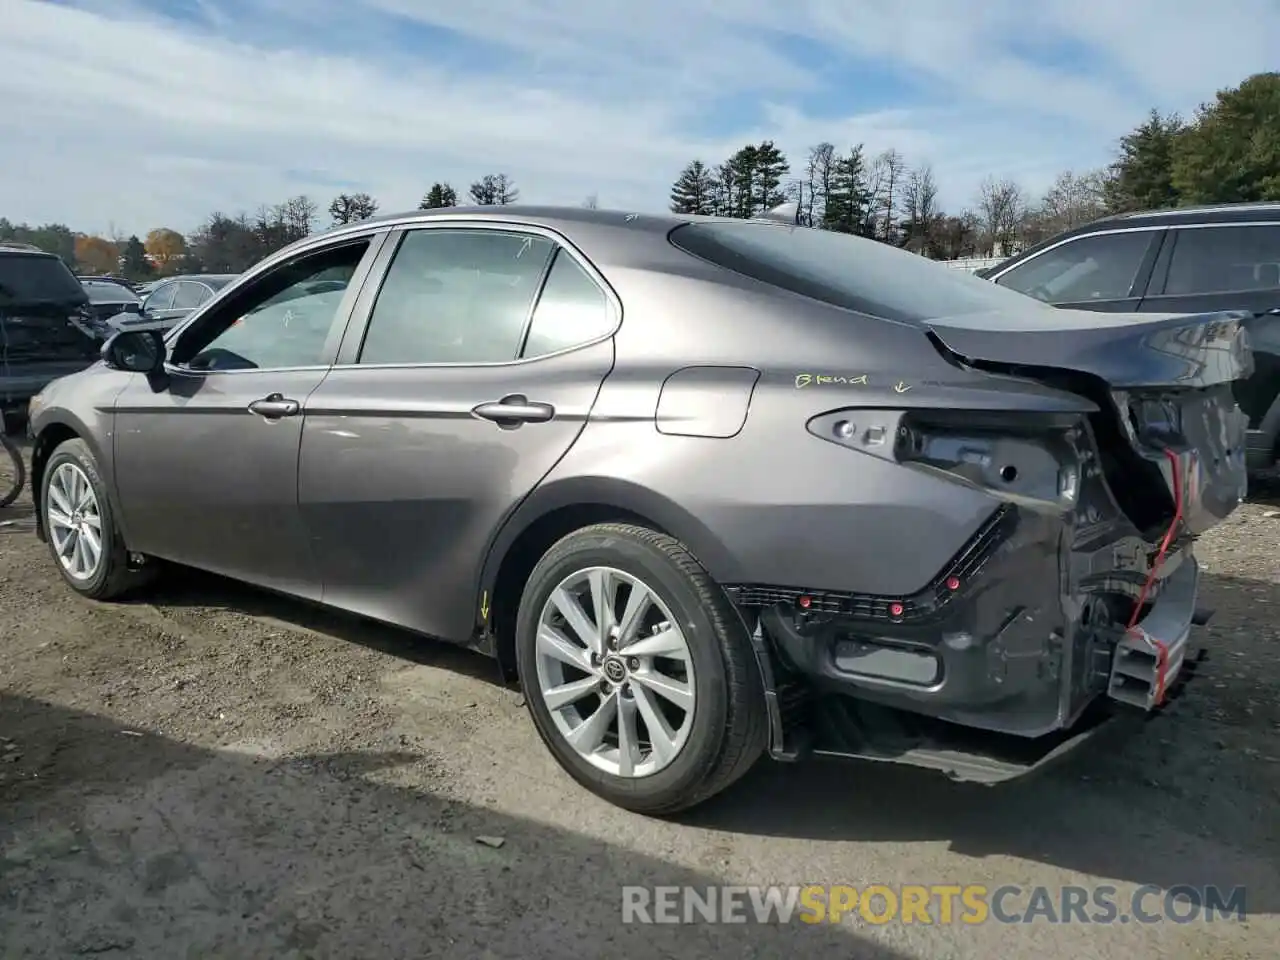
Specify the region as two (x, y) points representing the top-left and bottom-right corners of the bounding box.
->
(0, 244), (105, 428)
(25, 207), (1249, 814)
(80, 279), (142, 324)
(983, 201), (1280, 469)
(130, 274), (238, 331)
(77, 274), (140, 294)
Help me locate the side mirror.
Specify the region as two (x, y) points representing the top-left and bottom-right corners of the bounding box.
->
(101, 330), (166, 374)
(122, 301), (143, 314)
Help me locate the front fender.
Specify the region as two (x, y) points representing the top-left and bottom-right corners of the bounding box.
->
(29, 378), (128, 543)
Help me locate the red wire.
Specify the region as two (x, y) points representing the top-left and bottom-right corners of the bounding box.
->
(1124, 447), (1184, 705)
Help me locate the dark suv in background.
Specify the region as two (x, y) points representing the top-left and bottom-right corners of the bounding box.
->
(0, 244), (104, 429)
(983, 202), (1280, 469)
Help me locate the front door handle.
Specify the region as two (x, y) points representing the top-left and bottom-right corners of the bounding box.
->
(248, 393), (301, 419)
(472, 394), (555, 427)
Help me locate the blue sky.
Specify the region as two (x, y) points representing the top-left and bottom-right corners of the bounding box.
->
(3, 0), (1278, 237)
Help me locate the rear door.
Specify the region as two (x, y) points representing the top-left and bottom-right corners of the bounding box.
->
(989, 229), (1164, 312)
(299, 223), (619, 641)
(1138, 223), (1280, 427)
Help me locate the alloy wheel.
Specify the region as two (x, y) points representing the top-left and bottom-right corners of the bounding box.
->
(534, 566), (696, 778)
(46, 462), (104, 581)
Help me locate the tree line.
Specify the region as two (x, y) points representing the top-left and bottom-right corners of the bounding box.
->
(0, 171), (524, 280)
(669, 71), (1280, 259)
(4, 70), (1277, 279)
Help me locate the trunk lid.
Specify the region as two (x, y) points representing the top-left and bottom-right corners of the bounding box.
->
(926, 308), (1252, 538)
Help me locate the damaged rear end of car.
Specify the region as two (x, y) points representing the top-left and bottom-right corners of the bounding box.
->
(758, 308), (1250, 781)
(667, 220), (1252, 783)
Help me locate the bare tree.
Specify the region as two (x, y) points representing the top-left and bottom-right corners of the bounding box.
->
(900, 164), (940, 253)
(1036, 169), (1107, 235)
(803, 142), (836, 228)
(582, 193), (599, 209)
(873, 149), (907, 243)
(976, 177), (1025, 256)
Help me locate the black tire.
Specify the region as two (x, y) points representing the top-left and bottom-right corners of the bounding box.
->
(0, 434), (23, 508)
(515, 522), (767, 815)
(40, 438), (153, 600)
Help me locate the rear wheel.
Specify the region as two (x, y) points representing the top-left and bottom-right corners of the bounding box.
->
(515, 522), (767, 815)
(41, 438), (152, 599)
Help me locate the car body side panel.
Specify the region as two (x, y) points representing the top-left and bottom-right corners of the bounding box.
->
(478, 264), (1103, 609)
(298, 337), (614, 642)
(27, 365), (130, 541)
(655, 365), (759, 438)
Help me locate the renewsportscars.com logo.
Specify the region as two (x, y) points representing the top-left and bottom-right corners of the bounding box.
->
(621, 884), (1247, 926)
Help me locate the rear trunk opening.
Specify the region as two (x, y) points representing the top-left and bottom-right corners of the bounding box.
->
(925, 309), (1252, 539)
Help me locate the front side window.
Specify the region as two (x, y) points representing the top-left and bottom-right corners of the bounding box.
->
(521, 250), (614, 358)
(1162, 225), (1280, 295)
(995, 232), (1154, 303)
(358, 229), (554, 365)
(174, 240), (370, 371)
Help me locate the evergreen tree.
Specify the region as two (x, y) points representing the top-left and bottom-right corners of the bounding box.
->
(669, 160), (715, 214)
(120, 235), (151, 280)
(419, 182), (459, 209)
(751, 141), (790, 215)
(1102, 109), (1185, 213)
(1171, 72), (1280, 204)
(823, 146), (872, 234)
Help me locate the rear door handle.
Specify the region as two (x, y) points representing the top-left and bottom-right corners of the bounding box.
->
(472, 394), (555, 427)
(248, 393), (301, 419)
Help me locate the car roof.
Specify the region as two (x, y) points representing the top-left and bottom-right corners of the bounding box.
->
(1069, 201), (1280, 234)
(0, 242), (59, 258)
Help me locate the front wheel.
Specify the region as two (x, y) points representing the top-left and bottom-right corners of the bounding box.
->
(41, 438), (152, 599)
(515, 522), (767, 815)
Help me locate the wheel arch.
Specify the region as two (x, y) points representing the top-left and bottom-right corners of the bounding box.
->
(478, 477), (738, 681)
(29, 415), (118, 543)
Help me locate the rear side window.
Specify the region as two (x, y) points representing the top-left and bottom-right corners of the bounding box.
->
(995, 232), (1153, 303)
(1162, 225), (1280, 295)
(359, 229), (554, 365)
(521, 250), (614, 358)
(668, 221), (1063, 324)
(0, 253), (86, 305)
(171, 281), (205, 309)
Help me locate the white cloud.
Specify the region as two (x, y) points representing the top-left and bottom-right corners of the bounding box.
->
(0, 0), (1274, 238)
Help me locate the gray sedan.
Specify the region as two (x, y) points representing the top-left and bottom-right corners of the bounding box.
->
(23, 205), (1249, 815)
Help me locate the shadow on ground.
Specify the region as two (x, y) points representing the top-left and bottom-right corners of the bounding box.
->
(121, 563), (1280, 921)
(0, 693), (911, 959)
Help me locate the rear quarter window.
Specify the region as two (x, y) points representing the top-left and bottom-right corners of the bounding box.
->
(0, 253), (87, 305)
(667, 221), (1061, 325)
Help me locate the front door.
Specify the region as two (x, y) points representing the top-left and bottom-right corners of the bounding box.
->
(299, 225), (619, 640)
(112, 235), (385, 598)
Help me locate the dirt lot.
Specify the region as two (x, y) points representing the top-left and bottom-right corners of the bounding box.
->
(1, 454), (1278, 959)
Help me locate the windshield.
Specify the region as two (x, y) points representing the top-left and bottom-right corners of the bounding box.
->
(668, 221), (1060, 325)
(81, 280), (139, 303)
(0, 253), (89, 305)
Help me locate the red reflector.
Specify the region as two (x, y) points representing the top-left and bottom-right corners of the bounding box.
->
(946, 576), (961, 591)
(798, 595), (811, 609)
(889, 602), (904, 617)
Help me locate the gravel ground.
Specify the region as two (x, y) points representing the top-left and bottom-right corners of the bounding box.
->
(1, 450), (1278, 959)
